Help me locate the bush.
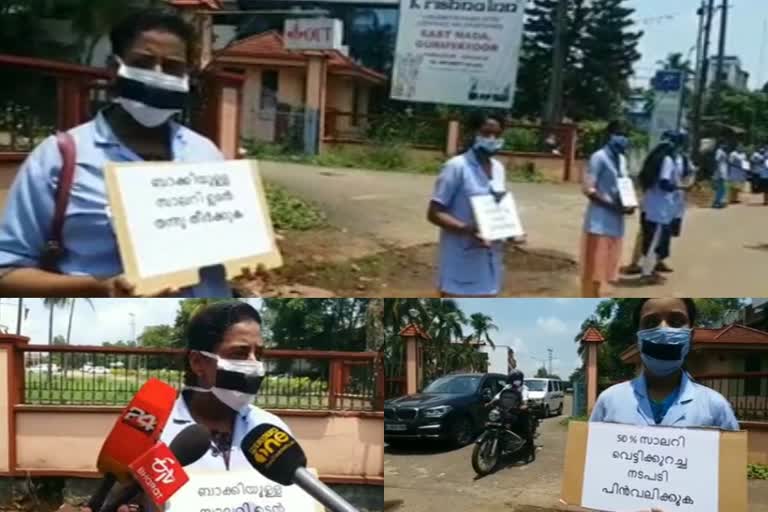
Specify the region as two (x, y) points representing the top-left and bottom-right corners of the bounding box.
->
(264, 182), (326, 231)
(749, 464), (768, 480)
(502, 126), (540, 152)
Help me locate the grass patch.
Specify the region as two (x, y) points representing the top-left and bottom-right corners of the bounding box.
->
(749, 464), (768, 480)
(265, 182), (326, 231)
(560, 415), (588, 426)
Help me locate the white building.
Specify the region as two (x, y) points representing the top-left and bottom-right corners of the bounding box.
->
(706, 55), (750, 91)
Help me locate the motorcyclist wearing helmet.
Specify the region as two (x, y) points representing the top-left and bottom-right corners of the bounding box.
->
(492, 369), (535, 459)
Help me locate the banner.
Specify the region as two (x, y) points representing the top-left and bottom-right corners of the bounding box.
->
(649, 70), (684, 149)
(390, 0), (526, 108)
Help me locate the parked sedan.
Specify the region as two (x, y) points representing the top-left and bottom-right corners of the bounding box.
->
(384, 372), (508, 447)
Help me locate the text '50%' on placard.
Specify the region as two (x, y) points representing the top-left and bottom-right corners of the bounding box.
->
(104, 160), (283, 296)
(560, 421), (748, 512)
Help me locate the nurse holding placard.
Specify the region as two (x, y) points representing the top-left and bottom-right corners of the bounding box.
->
(427, 113), (525, 298)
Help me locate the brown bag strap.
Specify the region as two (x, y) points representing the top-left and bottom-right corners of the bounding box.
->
(40, 132), (77, 272)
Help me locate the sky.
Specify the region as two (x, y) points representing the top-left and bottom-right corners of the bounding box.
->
(0, 299), (262, 346)
(456, 298), (603, 381)
(629, 0), (768, 89)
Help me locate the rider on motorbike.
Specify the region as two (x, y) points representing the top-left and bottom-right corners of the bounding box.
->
(492, 369), (536, 459)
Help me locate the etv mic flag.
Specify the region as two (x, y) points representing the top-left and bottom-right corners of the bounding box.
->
(128, 442), (190, 507)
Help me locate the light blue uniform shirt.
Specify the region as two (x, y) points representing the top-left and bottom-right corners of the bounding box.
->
(590, 372), (740, 430)
(715, 148), (729, 181)
(432, 150), (506, 296)
(672, 155), (686, 220)
(583, 147), (624, 238)
(642, 155), (677, 225)
(728, 151), (747, 183)
(0, 110), (232, 297)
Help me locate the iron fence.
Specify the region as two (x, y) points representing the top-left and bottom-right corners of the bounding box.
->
(19, 345), (383, 411)
(695, 371), (768, 421)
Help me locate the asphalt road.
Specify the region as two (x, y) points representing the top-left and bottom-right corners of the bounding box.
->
(262, 162), (768, 297)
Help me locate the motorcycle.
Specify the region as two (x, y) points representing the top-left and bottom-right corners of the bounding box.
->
(471, 389), (540, 476)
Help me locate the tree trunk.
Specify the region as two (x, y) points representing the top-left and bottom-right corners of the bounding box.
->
(48, 306), (54, 344)
(66, 299), (76, 344)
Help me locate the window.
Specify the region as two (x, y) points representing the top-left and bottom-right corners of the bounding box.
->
(351, 85), (360, 127)
(745, 357), (761, 396)
(548, 380), (554, 392)
(259, 70), (278, 111)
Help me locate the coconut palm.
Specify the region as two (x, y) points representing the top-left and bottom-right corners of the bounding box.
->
(467, 312), (498, 348)
(65, 298), (94, 344)
(43, 298), (69, 344)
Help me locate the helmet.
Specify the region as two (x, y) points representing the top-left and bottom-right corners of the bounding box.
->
(506, 369), (524, 387)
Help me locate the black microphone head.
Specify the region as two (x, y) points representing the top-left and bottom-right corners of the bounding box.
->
(169, 423), (212, 466)
(241, 423), (307, 486)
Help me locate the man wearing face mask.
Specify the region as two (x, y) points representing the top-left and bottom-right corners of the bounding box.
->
(166, 301), (290, 472)
(0, 9), (238, 297)
(580, 121), (636, 297)
(428, 113), (523, 297)
(591, 298), (739, 429)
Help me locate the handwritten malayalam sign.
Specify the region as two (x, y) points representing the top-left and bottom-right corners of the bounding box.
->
(391, 0), (526, 107)
(165, 469), (322, 512)
(283, 18), (343, 51)
(470, 193), (524, 241)
(581, 422), (719, 512)
(104, 160), (282, 295)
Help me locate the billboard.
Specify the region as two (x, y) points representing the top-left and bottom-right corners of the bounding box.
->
(283, 18), (344, 51)
(390, 0), (526, 108)
(649, 70), (684, 149)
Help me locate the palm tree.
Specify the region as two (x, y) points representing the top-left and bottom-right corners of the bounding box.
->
(467, 312), (498, 348)
(43, 298), (69, 344)
(66, 299), (94, 344)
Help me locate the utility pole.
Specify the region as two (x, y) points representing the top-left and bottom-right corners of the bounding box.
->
(694, 0), (706, 86)
(547, 348), (553, 376)
(129, 313), (136, 345)
(543, 0), (567, 128)
(712, 0), (729, 110)
(16, 299), (23, 335)
(692, 0), (716, 158)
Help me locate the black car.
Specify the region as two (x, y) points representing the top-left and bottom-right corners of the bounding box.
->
(384, 372), (508, 447)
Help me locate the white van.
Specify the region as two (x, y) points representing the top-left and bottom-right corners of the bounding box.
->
(524, 378), (565, 417)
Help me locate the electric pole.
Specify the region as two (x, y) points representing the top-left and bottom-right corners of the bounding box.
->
(547, 348), (553, 376)
(16, 299), (23, 335)
(712, 0), (729, 110)
(543, 0), (567, 128)
(692, 0), (716, 158)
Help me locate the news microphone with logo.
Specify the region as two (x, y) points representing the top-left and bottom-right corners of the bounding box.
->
(99, 423), (212, 512)
(87, 378), (178, 512)
(241, 424), (359, 512)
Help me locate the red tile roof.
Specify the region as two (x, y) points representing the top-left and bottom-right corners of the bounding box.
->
(215, 30), (387, 84)
(582, 327), (605, 344)
(399, 324), (431, 340)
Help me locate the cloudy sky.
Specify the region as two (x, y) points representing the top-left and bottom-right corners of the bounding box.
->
(1, 299), (262, 346)
(456, 298), (603, 380)
(629, 0), (766, 88)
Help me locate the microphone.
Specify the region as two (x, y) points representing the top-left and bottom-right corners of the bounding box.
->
(87, 378), (178, 511)
(241, 424), (359, 512)
(99, 423), (212, 512)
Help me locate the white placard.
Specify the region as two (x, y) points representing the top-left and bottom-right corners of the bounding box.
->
(390, 0), (526, 108)
(165, 469), (323, 512)
(283, 18), (343, 51)
(617, 177), (638, 209)
(581, 422), (719, 512)
(105, 160), (281, 293)
(470, 193), (524, 241)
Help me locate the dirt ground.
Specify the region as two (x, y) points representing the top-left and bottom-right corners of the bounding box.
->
(243, 227), (578, 297)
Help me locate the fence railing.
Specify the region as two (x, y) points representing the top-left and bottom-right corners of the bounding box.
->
(19, 345), (384, 411)
(694, 371), (768, 421)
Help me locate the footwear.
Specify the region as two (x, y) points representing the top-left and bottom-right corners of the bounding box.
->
(621, 264), (642, 275)
(638, 273), (667, 285)
(655, 262), (674, 273)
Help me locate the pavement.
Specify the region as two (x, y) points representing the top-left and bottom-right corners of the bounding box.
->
(261, 162), (768, 297)
(383, 397), (768, 512)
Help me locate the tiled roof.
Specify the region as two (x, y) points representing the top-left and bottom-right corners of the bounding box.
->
(216, 30), (387, 83)
(399, 324), (431, 340)
(582, 327), (605, 343)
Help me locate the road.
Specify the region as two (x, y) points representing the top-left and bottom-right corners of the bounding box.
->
(384, 396), (768, 512)
(261, 162), (768, 297)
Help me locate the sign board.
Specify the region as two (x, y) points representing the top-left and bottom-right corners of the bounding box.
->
(104, 160), (283, 296)
(649, 70), (684, 149)
(284, 18), (343, 51)
(561, 421), (748, 512)
(470, 193), (524, 241)
(165, 469), (324, 512)
(390, 0), (526, 108)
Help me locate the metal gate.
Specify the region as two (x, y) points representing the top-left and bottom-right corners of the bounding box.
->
(384, 339), (405, 399)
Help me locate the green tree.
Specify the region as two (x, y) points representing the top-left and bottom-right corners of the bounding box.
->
(43, 298), (69, 344)
(535, 366), (549, 378)
(467, 312), (498, 348)
(139, 324), (176, 370)
(171, 299), (234, 348)
(578, 0), (642, 119)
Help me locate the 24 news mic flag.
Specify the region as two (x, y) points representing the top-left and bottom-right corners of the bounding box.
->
(391, 0), (525, 108)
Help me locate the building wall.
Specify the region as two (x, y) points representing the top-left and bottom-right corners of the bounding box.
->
(14, 409), (383, 480)
(0, 349), (9, 472)
(0, 161), (22, 210)
(241, 68), (276, 142)
(326, 76), (356, 134)
(278, 68), (305, 108)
